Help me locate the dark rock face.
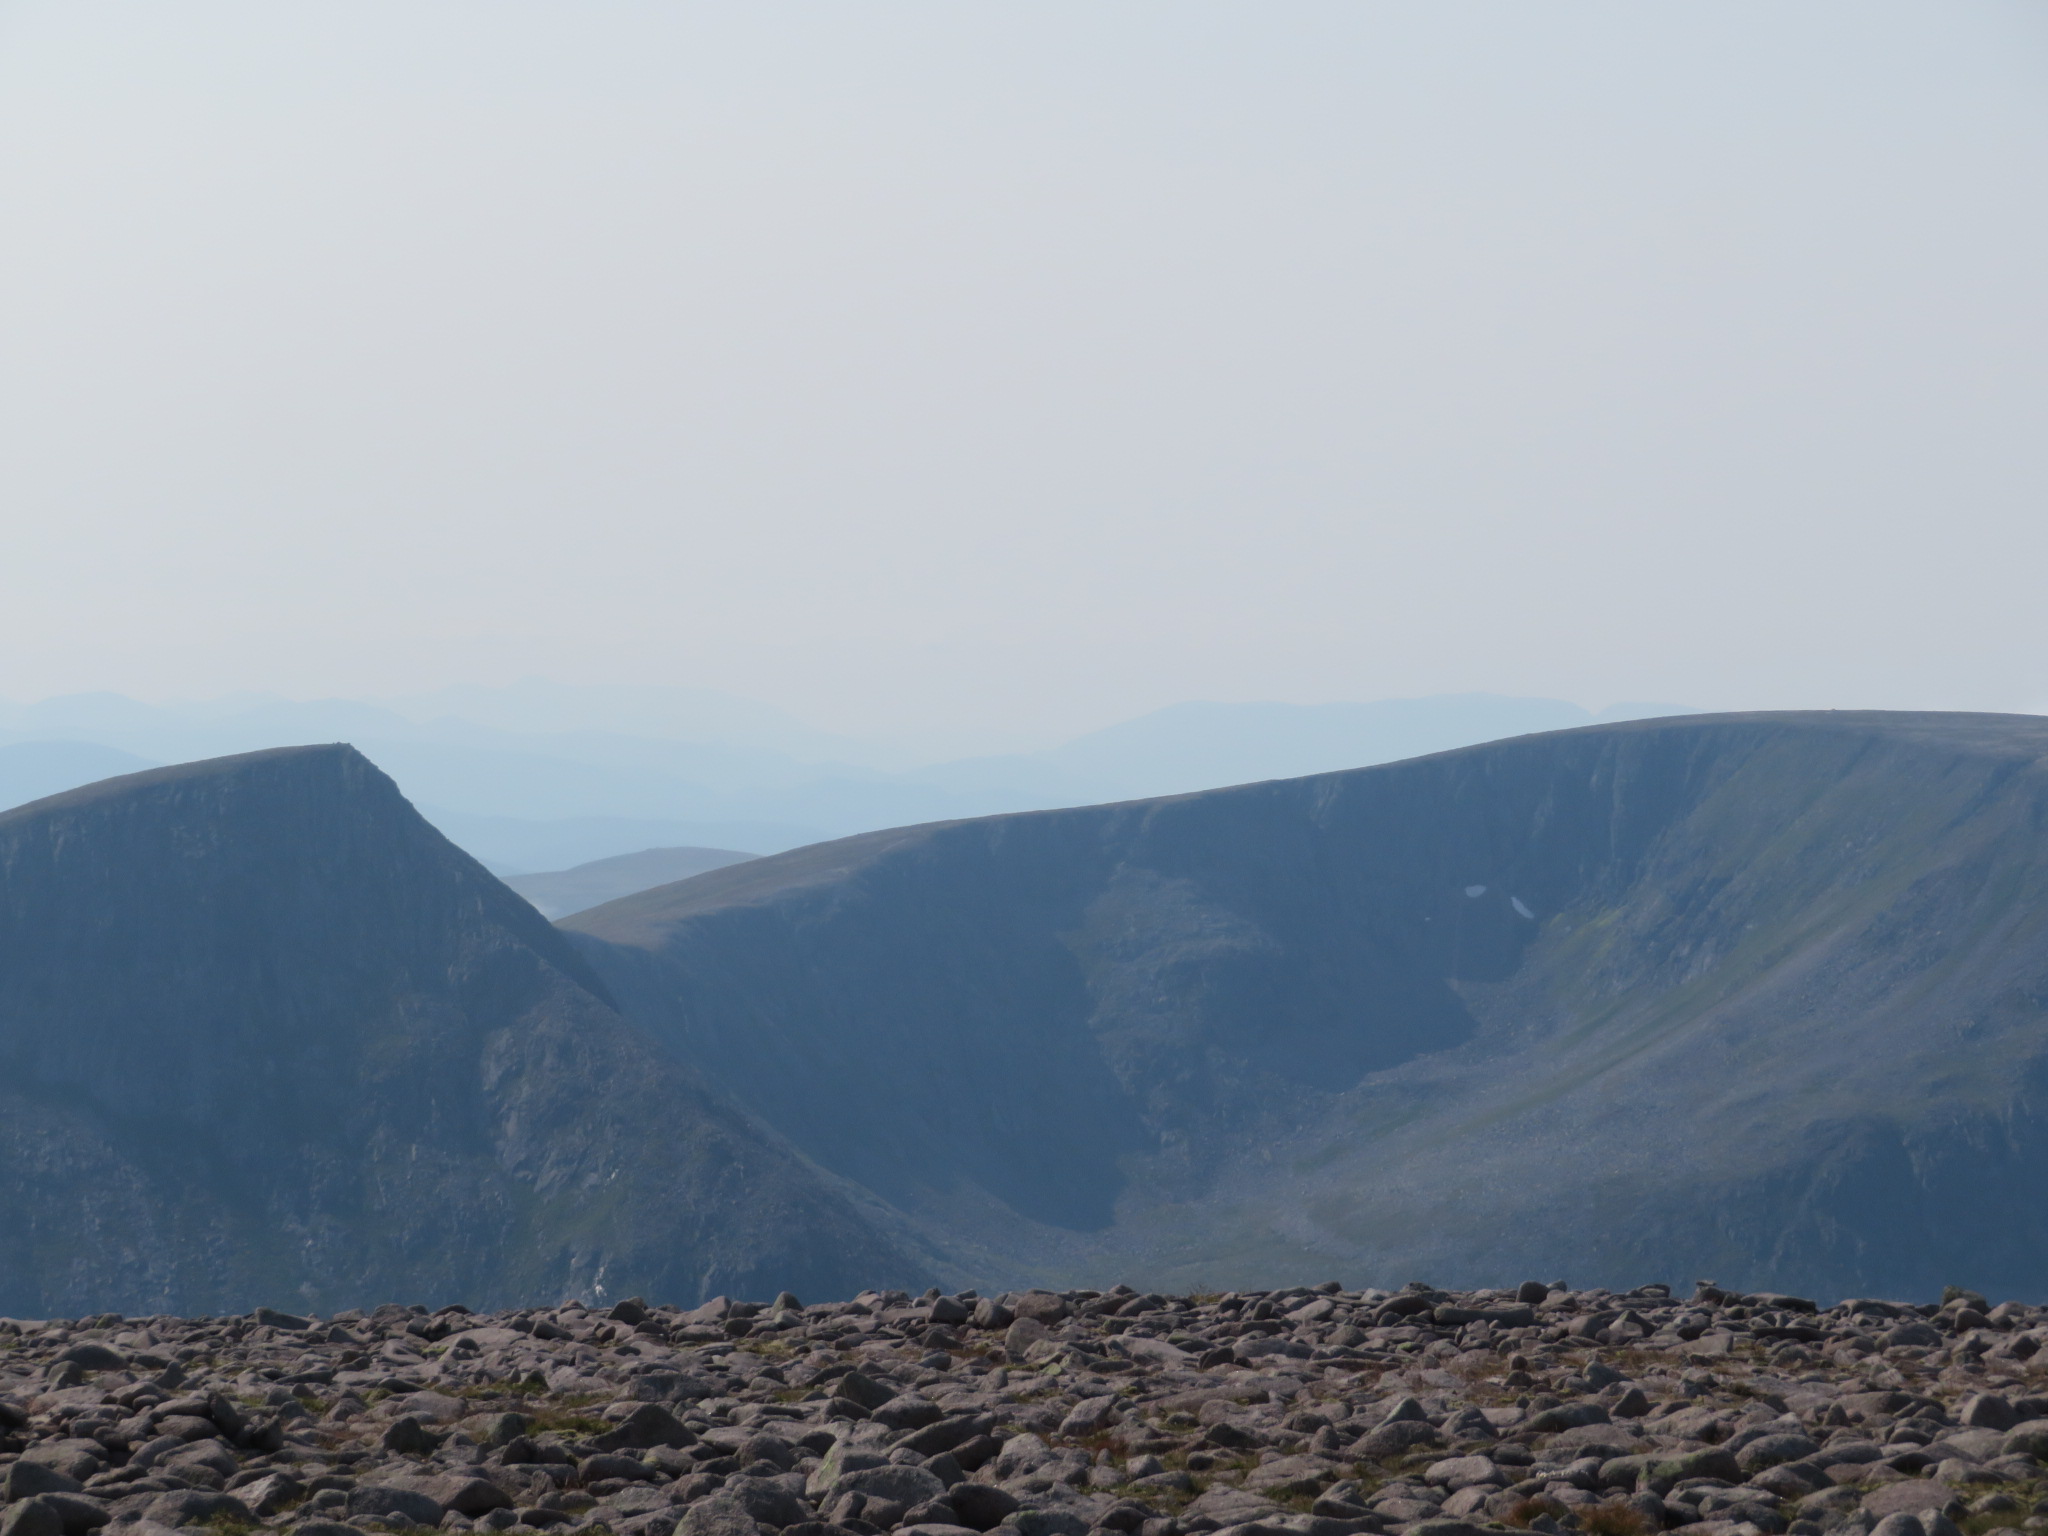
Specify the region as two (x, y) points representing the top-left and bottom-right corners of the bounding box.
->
(564, 711), (2048, 1301)
(0, 746), (928, 1317)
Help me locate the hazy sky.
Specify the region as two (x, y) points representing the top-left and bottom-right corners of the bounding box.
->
(2, 2), (2044, 739)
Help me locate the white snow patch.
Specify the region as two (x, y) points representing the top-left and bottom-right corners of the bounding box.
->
(1464, 884), (1487, 897)
(1511, 897), (1534, 919)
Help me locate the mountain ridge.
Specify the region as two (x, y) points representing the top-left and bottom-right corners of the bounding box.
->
(564, 709), (2048, 1301)
(9, 712), (2048, 1308)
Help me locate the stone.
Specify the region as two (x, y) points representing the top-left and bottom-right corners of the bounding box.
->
(52, 1345), (125, 1373)
(144, 1491), (253, 1529)
(1057, 1398), (1119, 1437)
(346, 1485), (447, 1527)
(1184, 1490), (1286, 1527)
(1004, 1318), (1052, 1357)
(1423, 1458), (1503, 1492)
(1864, 1483), (1962, 1520)
(33, 1499), (108, 1536)
(581, 1455), (658, 1484)
(3, 1465), (82, 1502)
(2000, 1421), (2048, 1459)
(0, 1503), (62, 1536)
(1959, 1396), (2018, 1431)
(379, 1415), (440, 1455)
(678, 1495), (769, 1536)
(1646, 1449), (1742, 1490)
(233, 1473), (306, 1517)
(1547, 1424), (1641, 1459)
(1749, 1464), (1832, 1498)
(1355, 1420), (1443, 1458)
(807, 1447), (886, 1499)
(1009, 1293), (1072, 1325)
(948, 1486), (1021, 1531)
(597, 1404), (695, 1451)
(718, 1476), (813, 1529)
(1245, 1456), (1340, 1496)
(874, 1395), (945, 1431)
(900, 1416), (991, 1459)
(419, 1478), (515, 1517)
(1526, 1403), (1610, 1433)
(836, 1466), (947, 1509)
(1009, 1512), (1087, 1536)
(1738, 1436), (1823, 1474)
(831, 1372), (894, 1411)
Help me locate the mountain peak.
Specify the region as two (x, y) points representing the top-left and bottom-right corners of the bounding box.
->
(0, 744), (928, 1315)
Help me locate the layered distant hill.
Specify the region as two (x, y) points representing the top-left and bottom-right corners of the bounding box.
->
(0, 747), (927, 1318)
(505, 845), (758, 919)
(9, 712), (2048, 1313)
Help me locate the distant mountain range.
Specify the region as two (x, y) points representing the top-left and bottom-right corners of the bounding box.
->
(504, 846), (758, 920)
(4, 710), (2048, 1314)
(0, 688), (1691, 869)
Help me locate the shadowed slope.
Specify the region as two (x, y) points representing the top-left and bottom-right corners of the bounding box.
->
(0, 746), (928, 1315)
(567, 712), (2048, 1299)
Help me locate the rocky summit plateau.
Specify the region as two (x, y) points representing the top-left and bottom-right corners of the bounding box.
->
(4, 1280), (2048, 1536)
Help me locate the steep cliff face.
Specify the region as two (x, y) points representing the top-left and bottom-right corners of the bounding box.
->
(0, 746), (928, 1316)
(567, 712), (2048, 1300)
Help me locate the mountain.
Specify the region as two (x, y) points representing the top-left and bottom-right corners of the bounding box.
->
(0, 739), (158, 810)
(0, 690), (1698, 866)
(566, 710), (2048, 1303)
(426, 810), (810, 875)
(0, 746), (928, 1317)
(505, 845), (759, 919)
(916, 694), (1695, 804)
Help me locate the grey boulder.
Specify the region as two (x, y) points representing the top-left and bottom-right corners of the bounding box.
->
(0, 1501), (62, 1536)
(677, 1495), (768, 1536)
(835, 1465), (947, 1508)
(144, 1492), (253, 1529)
(1, 1466), (80, 1503)
(345, 1486), (445, 1527)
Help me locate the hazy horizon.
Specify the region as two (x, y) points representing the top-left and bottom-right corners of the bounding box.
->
(3, 2), (2044, 741)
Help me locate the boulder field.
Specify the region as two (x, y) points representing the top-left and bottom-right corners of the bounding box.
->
(5, 1280), (2047, 1536)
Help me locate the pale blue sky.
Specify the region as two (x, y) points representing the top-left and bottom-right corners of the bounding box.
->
(1, 2), (2043, 739)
